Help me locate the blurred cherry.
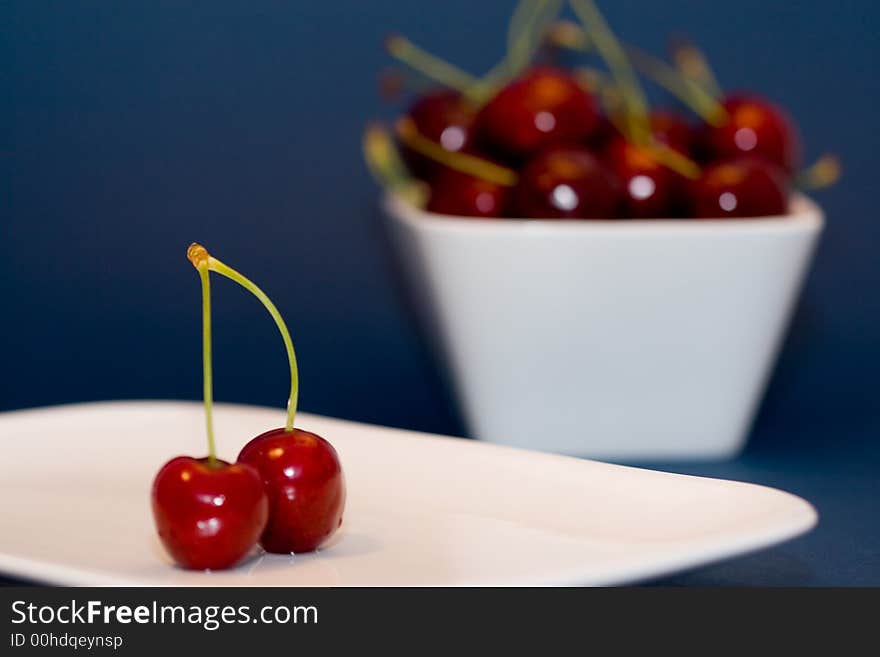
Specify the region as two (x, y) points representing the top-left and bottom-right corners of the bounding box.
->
(698, 94), (801, 173)
(512, 145), (620, 219)
(689, 156), (789, 218)
(426, 169), (507, 217)
(401, 90), (475, 180)
(604, 138), (682, 218)
(475, 67), (600, 162)
(649, 110), (694, 154)
(584, 115), (618, 152)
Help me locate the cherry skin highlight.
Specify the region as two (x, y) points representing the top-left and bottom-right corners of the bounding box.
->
(697, 94), (801, 174)
(238, 428), (345, 554)
(151, 456), (268, 570)
(426, 169), (507, 217)
(401, 90), (475, 181)
(474, 67), (600, 162)
(689, 156), (789, 218)
(512, 145), (620, 219)
(604, 137), (682, 218)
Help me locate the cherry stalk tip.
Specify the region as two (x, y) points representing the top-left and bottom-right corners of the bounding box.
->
(187, 243), (210, 268)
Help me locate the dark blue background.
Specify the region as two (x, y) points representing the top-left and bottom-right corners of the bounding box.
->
(2, 1), (878, 585)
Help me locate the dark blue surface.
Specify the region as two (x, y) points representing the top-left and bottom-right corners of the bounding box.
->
(1, 1), (878, 585)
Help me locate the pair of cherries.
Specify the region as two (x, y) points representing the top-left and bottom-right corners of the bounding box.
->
(151, 244), (345, 571)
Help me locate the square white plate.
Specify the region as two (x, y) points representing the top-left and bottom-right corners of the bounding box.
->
(0, 401), (816, 586)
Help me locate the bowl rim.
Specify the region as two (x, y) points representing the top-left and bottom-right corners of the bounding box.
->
(384, 191), (824, 236)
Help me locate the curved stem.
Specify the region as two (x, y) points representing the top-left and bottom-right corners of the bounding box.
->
(363, 122), (429, 207)
(206, 257), (299, 433)
(570, 0), (649, 144)
(195, 260), (217, 464)
(795, 154), (841, 190)
(625, 45), (727, 126)
(544, 20), (727, 126)
(395, 117), (518, 186)
(385, 34), (482, 101)
(670, 38), (722, 100)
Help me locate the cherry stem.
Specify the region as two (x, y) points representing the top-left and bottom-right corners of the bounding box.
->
(795, 154), (841, 190)
(570, 0), (650, 144)
(624, 45), (727, 125)
(669, 37), (722, 100)
(385, 34), (483, 102)
(395, 117), (518, 186)
(189, 244), (300, 433)
(545, 20), (727, 127)
(479, 0), (562, 93)
(363, 122), (429, 206)
(186, 245), (217, 464)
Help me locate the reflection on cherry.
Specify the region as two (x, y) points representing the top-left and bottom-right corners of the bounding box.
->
(512, 145), (620, 219)
(689, 157), (789, 218)
(475, 67), (600, 162)
(698, 95), (801, 173)
(401, 90), (474, 180)
(604, 137), (682, 218)
(426, 169), (507, 217)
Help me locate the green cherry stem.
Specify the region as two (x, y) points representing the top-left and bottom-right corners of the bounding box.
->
(211, 256), (299, 433)
(187, 244), (218, 465)
(188, 243), (300, 434)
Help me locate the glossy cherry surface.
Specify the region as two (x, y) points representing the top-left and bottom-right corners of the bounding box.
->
(512, 145), (620, 219)
(401, 90), (474, 180)
(698, 94), (801, 173)
(426, 169), (507, 217)
(151, 456), (268, 570)
(604, 137), (681, 218)
(689, 156), (789, 218)
(238, 428), (345, 554)
(475, 67), (599, 162)
(648, 110), (694, 154)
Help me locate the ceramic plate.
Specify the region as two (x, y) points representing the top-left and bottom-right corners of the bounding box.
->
(0, 401), (816, 586)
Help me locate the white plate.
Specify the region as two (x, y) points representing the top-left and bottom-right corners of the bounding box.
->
(0, 401), (816, 586)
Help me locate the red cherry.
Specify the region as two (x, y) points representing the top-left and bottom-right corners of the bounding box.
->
(689, 156), (789, 218)
(426, 169), (507, 217)
(401, 90), (474, 180)
(238, 428), (345, 554)
(604, 137), (682, 218)
(584, 115), (618, 151)
(698, 94), (801, 173)
(512, 145), (620, 219)
(475, 67), (600, 162)
(648, 110), (694, 154)
(151, 456), (268, 570)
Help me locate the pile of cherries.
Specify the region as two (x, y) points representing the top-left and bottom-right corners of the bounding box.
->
(151, 244), (345, 571)
(370, 4), (836, 220)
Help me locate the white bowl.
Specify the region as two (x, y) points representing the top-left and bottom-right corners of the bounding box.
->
(384, 192), (823, 460)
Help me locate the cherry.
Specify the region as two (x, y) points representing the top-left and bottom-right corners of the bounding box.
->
(512, 144), (620, 219)
(474, 67), (600, 162)
(400, 90), (474, 181)
(152, 457), (267, 570)
(584, 114), (618, 152)
(604, 137), (682, 218)
(238, 429), (345, 554)
(151, 245), (268, 570)
(184, 244), (346, 554)
(426, 169), (507, 217)
(689, 156), (789, 218)
(697, 94), (801, 173)
(648, 110), (694, 155)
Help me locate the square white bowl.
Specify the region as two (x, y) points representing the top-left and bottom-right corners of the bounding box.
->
(385, 192), (823, 460)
